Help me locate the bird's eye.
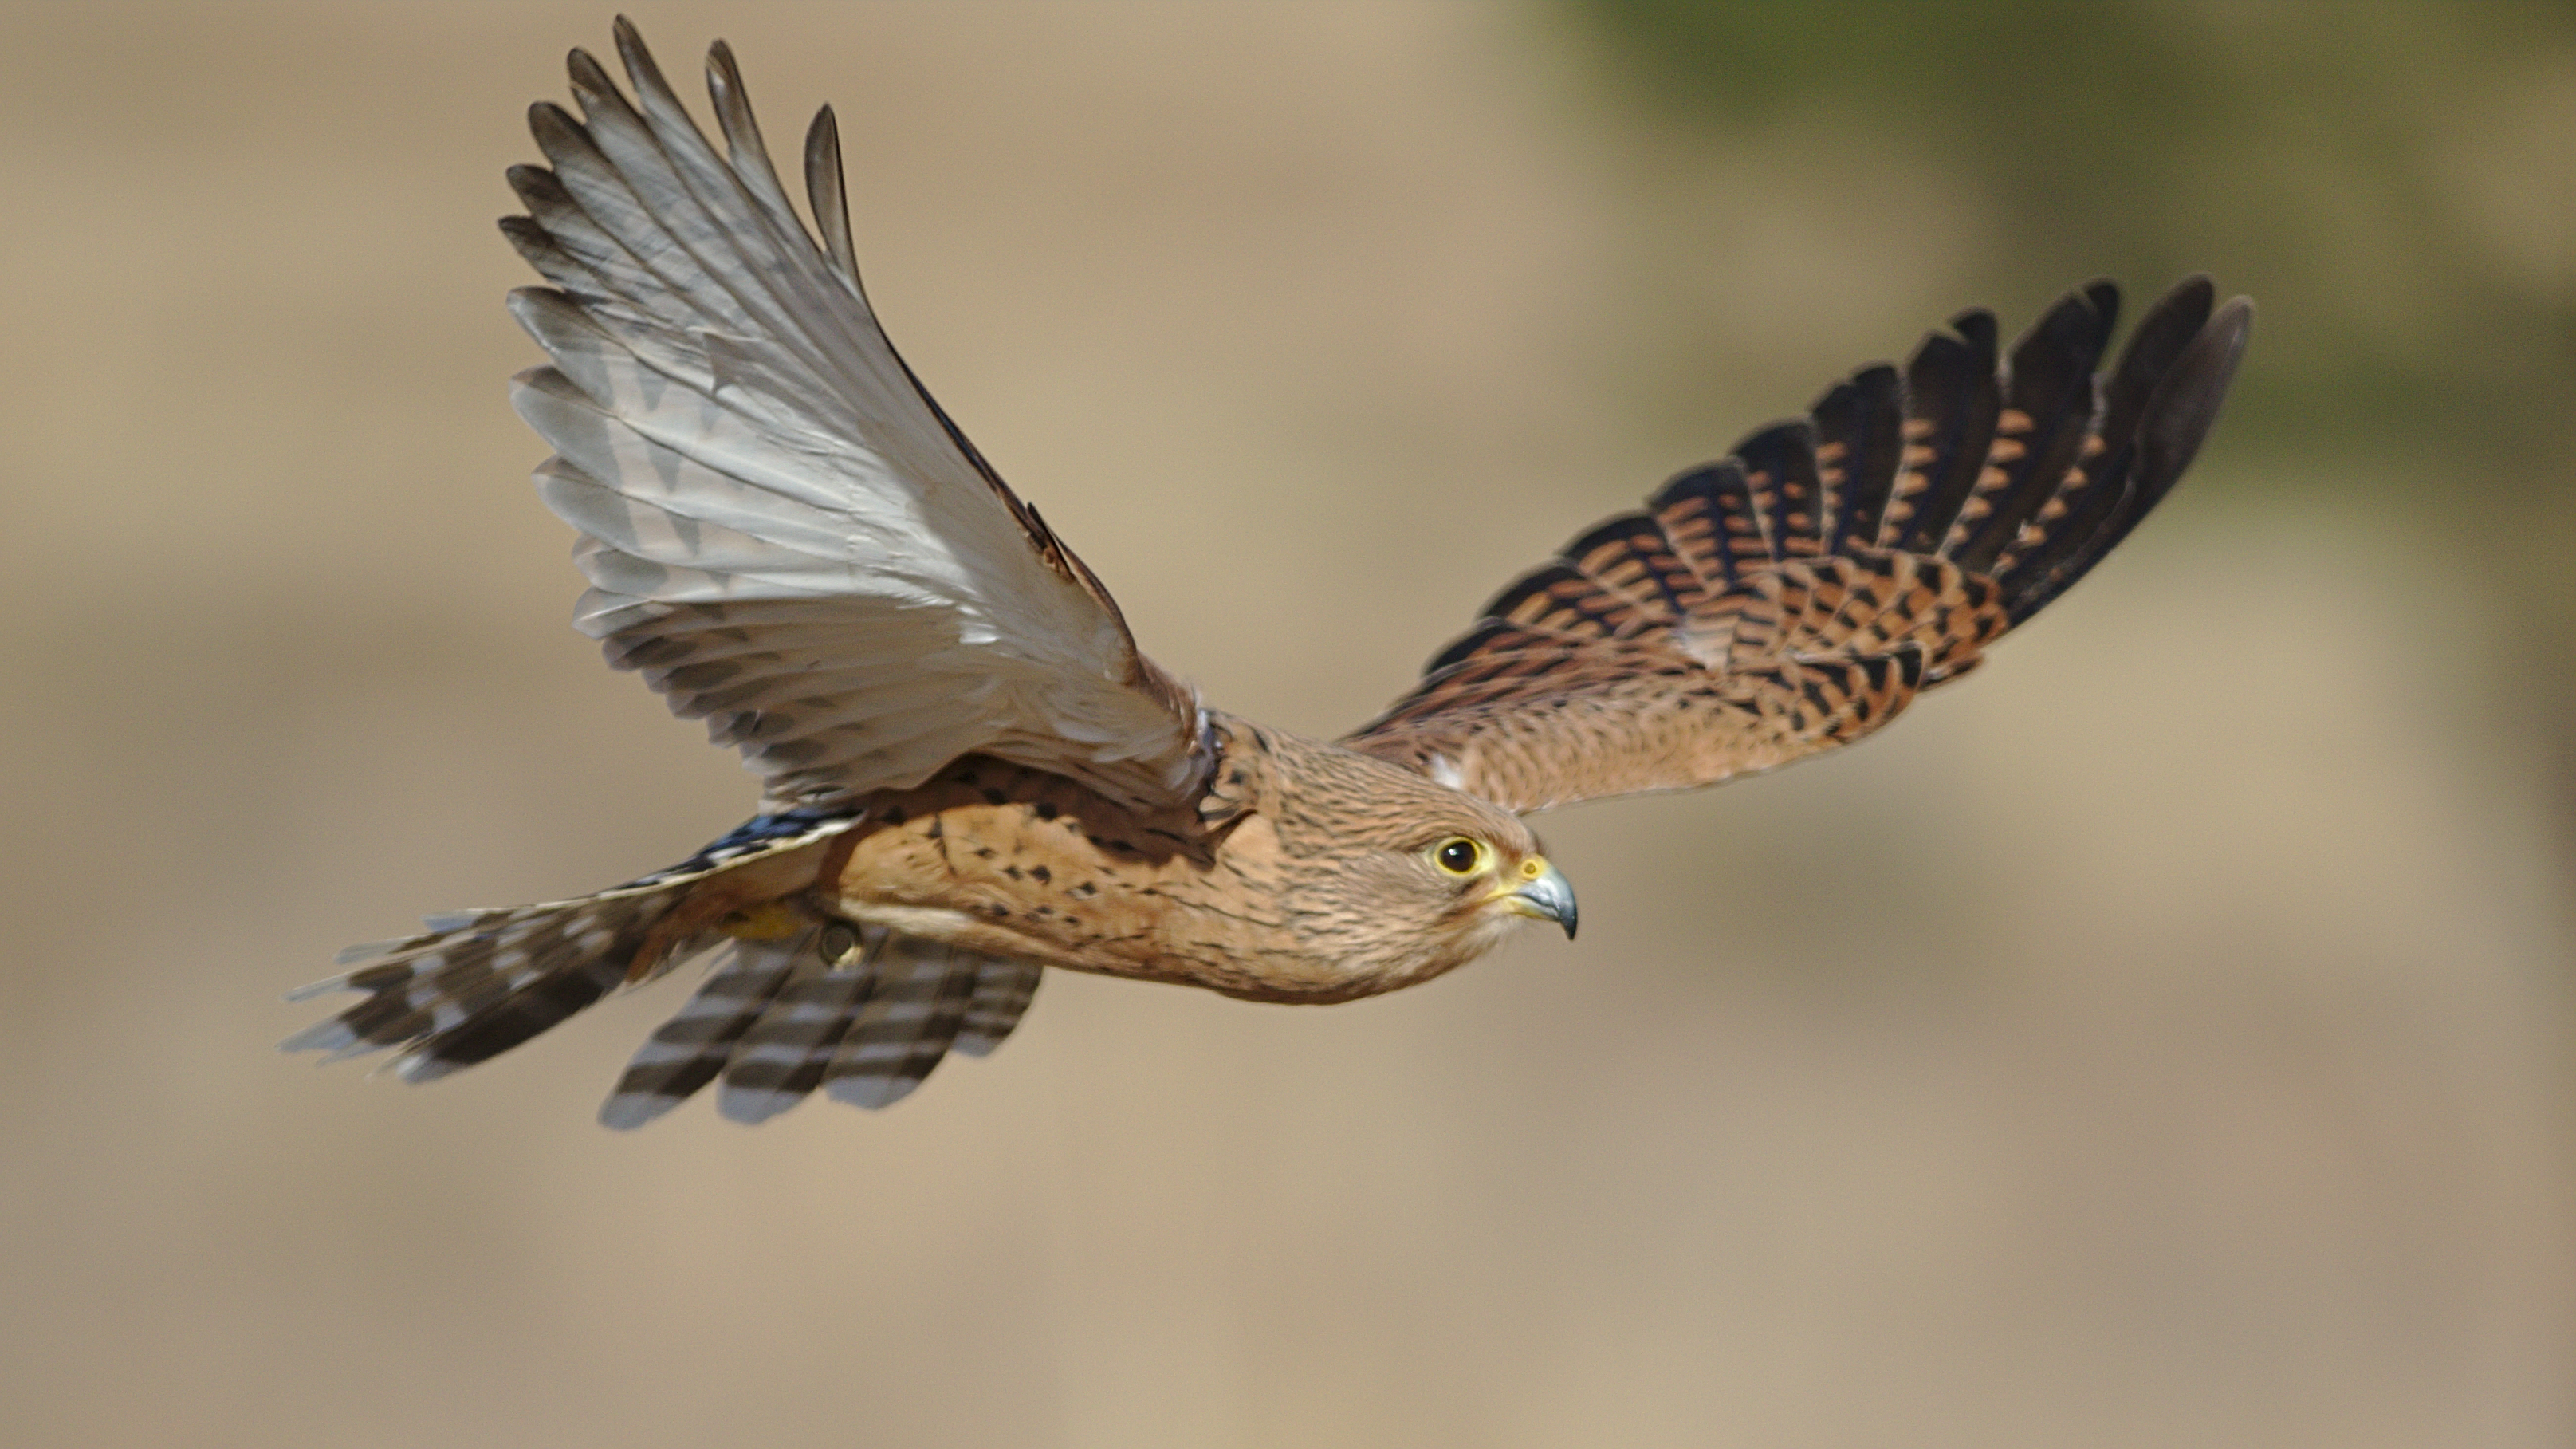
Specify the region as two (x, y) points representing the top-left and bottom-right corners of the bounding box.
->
(1434, 837), (1486, 876)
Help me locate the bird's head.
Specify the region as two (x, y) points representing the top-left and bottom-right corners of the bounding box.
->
(1239, 726), (1579, 994)
(1391, 813), (1578, 947)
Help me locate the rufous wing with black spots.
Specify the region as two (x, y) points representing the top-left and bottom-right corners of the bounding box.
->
(1347, 278), (2252, 813)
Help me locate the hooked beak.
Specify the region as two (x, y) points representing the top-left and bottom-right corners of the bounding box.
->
(1496, 856), (1579, 939)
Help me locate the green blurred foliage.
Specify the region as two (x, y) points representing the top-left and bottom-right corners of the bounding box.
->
(1557, 0), (2576, 803)
(1559, 0), (2576, 476)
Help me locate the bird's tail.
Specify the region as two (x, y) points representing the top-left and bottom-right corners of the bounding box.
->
(282, 810), (1042, 1126)
(282, 878), (718, 1084)
(598, 919), (1040, 1128)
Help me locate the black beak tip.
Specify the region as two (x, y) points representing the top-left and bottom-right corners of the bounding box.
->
(1510, 866), (1579, 942)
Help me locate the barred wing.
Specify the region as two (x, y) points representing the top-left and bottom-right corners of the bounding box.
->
(503, 22), (1205, 813)
(1347, 278), (2252, 813)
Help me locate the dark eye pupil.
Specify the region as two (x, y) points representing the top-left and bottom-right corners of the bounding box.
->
(1440, 840), (1477, 872)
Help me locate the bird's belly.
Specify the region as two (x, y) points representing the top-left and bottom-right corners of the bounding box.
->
(820, 756), (1282, 993)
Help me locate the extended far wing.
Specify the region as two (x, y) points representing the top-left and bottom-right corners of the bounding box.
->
(1348, 278), (2252, 813)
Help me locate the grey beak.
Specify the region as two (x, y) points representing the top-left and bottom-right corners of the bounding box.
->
(1507, 861), (1579, 940)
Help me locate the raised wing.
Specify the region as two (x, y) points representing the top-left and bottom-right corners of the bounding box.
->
(501, 22), (1205, 813)
(1347, 278), (2252, 813)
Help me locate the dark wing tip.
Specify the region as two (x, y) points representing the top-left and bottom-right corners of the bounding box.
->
(2000, 285), (2253, 623)
(565, 45), (613, 97)
(804, 104), (860, 286)
(2082, 278), (2122, 333)
(610, 15), (663, 85)
(806, 103), (844, 175)
(706, 37), (748, 102)
(2163, 272), (2218, 321)
(2136, 295), (2253, 486)
(1949, 306), (1998, 355)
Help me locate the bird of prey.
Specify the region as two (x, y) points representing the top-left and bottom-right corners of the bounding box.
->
(284, 22), (2252, 1128)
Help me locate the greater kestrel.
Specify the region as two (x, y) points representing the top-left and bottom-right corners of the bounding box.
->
(285, 22), (2252, 1128)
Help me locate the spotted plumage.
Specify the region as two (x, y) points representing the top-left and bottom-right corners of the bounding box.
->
(1346, 278), (2244, 811)
(284, 22), (2252, 1126)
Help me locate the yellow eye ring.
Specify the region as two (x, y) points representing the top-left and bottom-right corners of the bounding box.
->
(1433, 837), (1487, 876)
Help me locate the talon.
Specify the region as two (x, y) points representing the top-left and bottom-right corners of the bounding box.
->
(817, 920), (860, 964)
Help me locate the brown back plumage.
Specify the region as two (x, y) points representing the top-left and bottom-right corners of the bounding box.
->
(1347, 278), (2253, 812)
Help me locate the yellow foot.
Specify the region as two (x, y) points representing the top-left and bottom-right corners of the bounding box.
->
(718, 900), (807, 940)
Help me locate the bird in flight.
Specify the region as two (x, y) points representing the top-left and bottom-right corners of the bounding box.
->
(285, 21), (2252, 1128)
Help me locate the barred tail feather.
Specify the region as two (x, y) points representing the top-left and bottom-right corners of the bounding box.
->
(596, 930), (812, 1130)
(290, 805), (1043, 1127)
(598, 923), (1045, 1129)
(819, 939), (983, 1111)
(288, 809), (867, 1108)
(953, 959), (1044, 1058)
(281, 881), (715, 1083)
(716, 943), (879, 1124)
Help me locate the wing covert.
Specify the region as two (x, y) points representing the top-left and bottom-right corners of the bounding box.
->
(501, 22), (1205, 813)
(1347, 278), (2253, 813)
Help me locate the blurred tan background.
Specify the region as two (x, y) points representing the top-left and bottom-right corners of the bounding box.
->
(2, 2), (2571, 1445)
